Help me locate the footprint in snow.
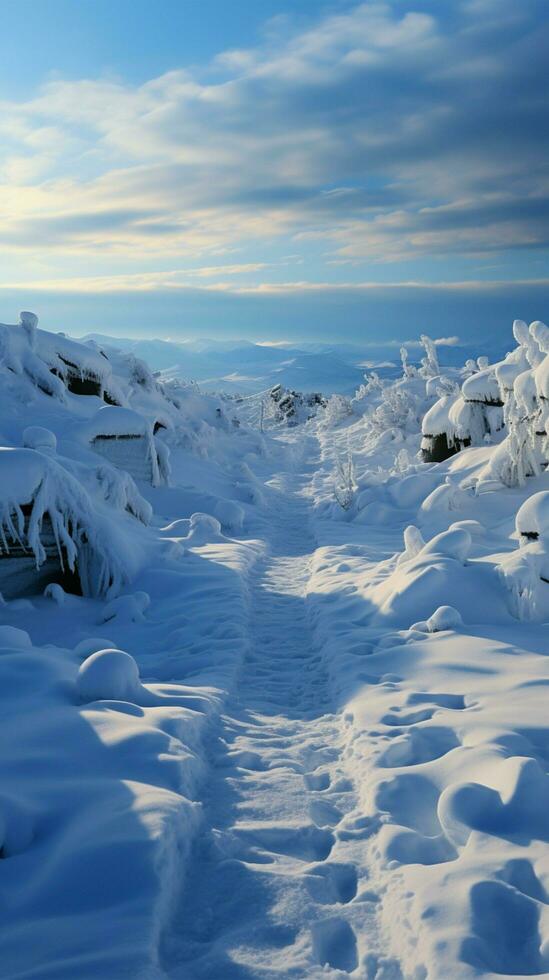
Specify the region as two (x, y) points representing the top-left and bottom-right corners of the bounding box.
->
(305, 862), (358, 905)
(310, 798), (343, 828)
(304, 770), (331, 791)
(311, 917), (358, 973)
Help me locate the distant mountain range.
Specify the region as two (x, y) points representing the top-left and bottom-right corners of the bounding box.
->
(84, 333), (508, 396)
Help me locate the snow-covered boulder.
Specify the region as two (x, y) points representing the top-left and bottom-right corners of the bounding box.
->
(77, 648), (141, 702)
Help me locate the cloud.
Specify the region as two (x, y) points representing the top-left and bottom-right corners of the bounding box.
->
(0, 0), (547, 280)
(2, 277), (547, 350)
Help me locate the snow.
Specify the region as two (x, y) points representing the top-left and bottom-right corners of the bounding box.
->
(77, 647), (142, 701)
(461, 363), (502, 404)
(2, 312), (549, 979)
(23, 425), (57, 453)
(0, 447), (142, 598)
(84, 405), (153, 438)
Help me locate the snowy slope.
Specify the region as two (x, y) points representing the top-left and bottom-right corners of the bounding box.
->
(84, 334), (505, 397)
(1, 312), (549, 979)
(84, 334), (367, 395)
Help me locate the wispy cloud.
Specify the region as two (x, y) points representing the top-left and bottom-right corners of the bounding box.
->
(0, 0), (547, 290)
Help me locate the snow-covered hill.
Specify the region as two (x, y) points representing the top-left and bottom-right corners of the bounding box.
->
(84, 333), (508, 396)
(1, 311), (549, 980)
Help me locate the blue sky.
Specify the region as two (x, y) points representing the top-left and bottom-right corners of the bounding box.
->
(1, 0), (548, 345)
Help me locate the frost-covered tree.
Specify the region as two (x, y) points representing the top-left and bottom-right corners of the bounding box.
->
(334, 452), (356, 511)
(419, 335), (440, 379)
(322, 394), (353, 427)
(400, 346), (416, 379)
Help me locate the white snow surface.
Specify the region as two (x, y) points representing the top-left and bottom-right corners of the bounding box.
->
(1, 315), (549, 979)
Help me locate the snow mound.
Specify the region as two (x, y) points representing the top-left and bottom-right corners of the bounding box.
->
(516, 490), (549, 541)
(0, 625), (31, 649)
(429, 604), (463, 632)
(184, 513), (224, 546)
(23, 426), (57, 453)
(214, 499), (245, 532)
(44, 582), (66, 605)
(101, 591), (150, 624)
(74, 636), (116, 660)
(420, 526), (472, 563)
(77, 648), (141, 702)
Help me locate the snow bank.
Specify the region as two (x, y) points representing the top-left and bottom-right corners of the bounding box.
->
(0, 308), (265, 978)
(307, 325), (549, 979)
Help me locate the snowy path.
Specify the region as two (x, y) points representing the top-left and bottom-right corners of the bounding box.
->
(161, 456), (388, 979)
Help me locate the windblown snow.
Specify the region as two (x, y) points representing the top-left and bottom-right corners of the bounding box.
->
(1, 313), (549, 979)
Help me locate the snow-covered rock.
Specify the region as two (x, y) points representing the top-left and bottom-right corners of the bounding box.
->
(77, 648), (142, 702)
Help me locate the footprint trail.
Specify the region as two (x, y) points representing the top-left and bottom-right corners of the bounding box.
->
(161, 457), (391, 978)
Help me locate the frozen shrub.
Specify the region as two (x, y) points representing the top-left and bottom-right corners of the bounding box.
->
(269, 384), (327, 425)
(0, 448), (140, 598)
(498, 491), (549, 620)
(400, 345), (416, 379)
(322, 394), (353, 427)
(95, 465), (152, 524)
(419, 335), (440, 379)
(477, 320), (549, 488)
(334, 452), (357, 511)
(20, 311), (38, 348)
